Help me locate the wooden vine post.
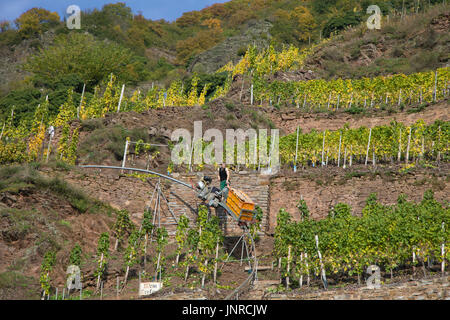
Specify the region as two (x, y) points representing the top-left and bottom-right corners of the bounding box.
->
(294, 126), (300, 172)
(213, 240), (219, 284)
(305, 252), (310, 286)
(117, 84), (125, 112)
(365, 128), (372, 166)
(421, 136), (425, 160)
(96, 253), (104, 290)
(349, 145), (353, 167)
(45, 127), (54, 163)
(406, 127), (412, 164)
(299, 253), (303, 288)
(116, 275), (119, 298)
(77, 83), (85, 119)
(433, 70), (438, 102)
(337, 131), (342, 167)
(278, 257), (282, 284)
(321, 131), (325, 167)
(437, 126), (441, 163)
(286, 245), (292, 289)
(315, 235), (327, 289)
(343, 147), (347, 169)
(442, 222), (446, 276)
(239, 76), (245, 101)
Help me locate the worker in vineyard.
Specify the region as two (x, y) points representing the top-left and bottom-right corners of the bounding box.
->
(218, 163), (230, 190)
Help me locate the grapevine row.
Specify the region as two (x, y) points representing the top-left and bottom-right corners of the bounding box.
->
(252, 68), (450, 110)
(279, 120), (449, 168)
(274, 191), (449, 288)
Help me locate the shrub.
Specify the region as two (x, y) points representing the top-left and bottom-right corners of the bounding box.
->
(24, 33), (145, 86)
(328, 203), (352, 219)
(322, 12), (362, 38)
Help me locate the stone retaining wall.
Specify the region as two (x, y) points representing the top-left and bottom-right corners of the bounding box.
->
(64, 169), (270, 236)
(265, 275), (450, 300)
(167, 172), (270, 236)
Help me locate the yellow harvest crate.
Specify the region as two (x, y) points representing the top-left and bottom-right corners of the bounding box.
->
(226, 188), (255, 223)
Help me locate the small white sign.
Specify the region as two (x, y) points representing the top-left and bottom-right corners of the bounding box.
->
(139, 282), (162, 297)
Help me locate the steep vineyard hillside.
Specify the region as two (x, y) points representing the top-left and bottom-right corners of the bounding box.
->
(0, 1), (449, 301)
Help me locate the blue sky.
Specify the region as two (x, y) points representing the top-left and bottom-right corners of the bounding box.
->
(0, 0), (228, 22)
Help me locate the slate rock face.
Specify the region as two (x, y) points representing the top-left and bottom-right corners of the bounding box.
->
(189, 20), (273, 74)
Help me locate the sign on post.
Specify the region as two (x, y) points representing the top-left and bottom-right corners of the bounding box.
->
(139, 282), (163, 297)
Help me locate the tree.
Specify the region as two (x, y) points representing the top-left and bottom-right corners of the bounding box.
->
(270, 6), (316, 45)
(201, 18), (222, 32)
(15, 8), (60, 38)
(0, 21), (11, 32)
(322, 11), (362, 38)
(312, 0), (339, 14)
(176, 18), (224, 65)
(24, 33), (141, 86)
(290, 6), (317, 42)
(203, 3), (230, 19)
(176, 11), (202, 28)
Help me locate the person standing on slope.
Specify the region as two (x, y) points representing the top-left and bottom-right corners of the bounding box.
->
(218, 163), (230, 190)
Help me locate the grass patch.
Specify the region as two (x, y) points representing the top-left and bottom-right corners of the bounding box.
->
(0, 164), (115, 215)
(225, 113), (236, 121)
(225, 102), (235, 111)
(246, 109), (276, 129)
(0, 271), (35, 289)
(281, 180), (300, 191)
(345, 106), (365, 115)
(79, 125), (150, 163)
(407, 103), (429, 114)
(80, 118), (104, 132)
(344, 171), (368, 179)
(58, 220), (71, 228)
(0, 208), (37, 242)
